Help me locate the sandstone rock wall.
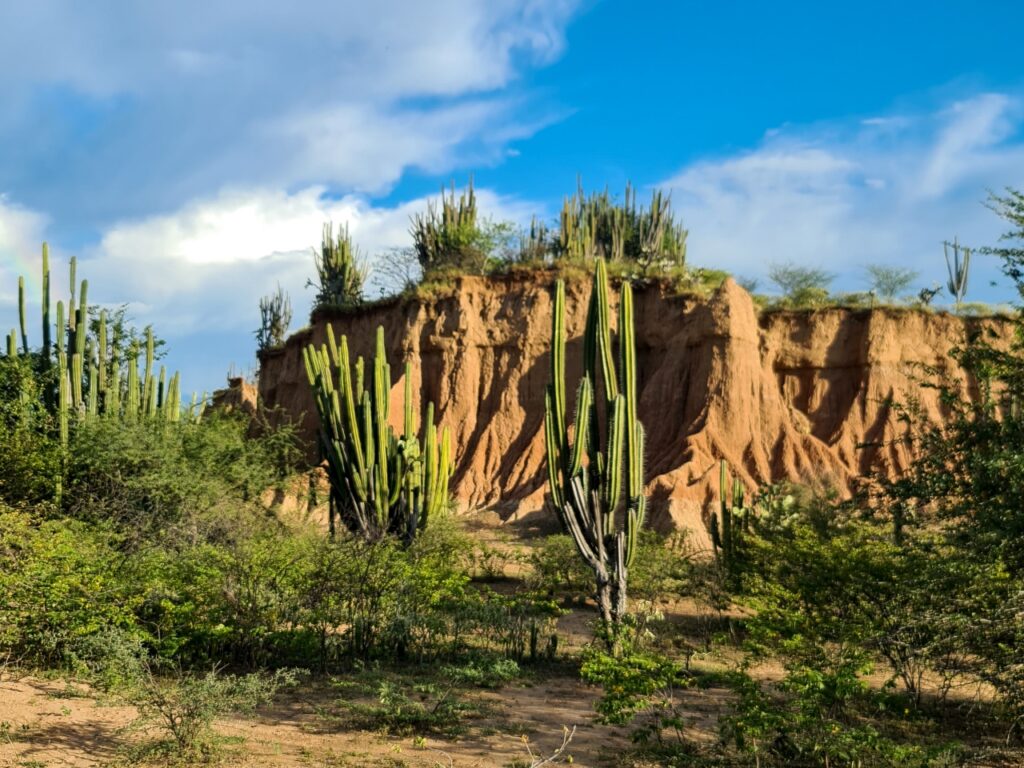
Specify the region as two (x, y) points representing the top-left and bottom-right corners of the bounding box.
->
(257, 273), (1011, 541)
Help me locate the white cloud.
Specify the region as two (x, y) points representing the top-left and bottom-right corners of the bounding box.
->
(663, 93), (1024, 302)
(79, 184), (537, 338)
(0, 1), (578, 222)
(0, 196), (48, 306)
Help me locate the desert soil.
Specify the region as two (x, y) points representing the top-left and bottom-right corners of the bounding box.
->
(0, 665), (732, 768)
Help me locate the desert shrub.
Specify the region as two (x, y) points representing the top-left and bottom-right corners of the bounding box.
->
(741, 517), (963, 702)
(720, 668), (959, 768)
(0, 508), (139, 666)
(442, 656), (521, 688)
(865, 264), (919, 302)
(530, 531), (690, 606)
(581, 644), (696, 761)
(61, 411), (298, 538)
(528, 535), (591, 600)
(128, 666), (299, 758)
(336, 674), (475, 738)
(72, 625), (301, 758)
(0, 356), (59, 507)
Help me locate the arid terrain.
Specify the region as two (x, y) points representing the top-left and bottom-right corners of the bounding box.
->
(259, 273), (1012, 538)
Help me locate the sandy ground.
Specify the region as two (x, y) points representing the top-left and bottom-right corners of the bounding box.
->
(0, 668), (733, 768)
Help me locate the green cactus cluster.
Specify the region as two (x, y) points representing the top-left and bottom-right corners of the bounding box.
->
(311, 222), (367, 311)
(3, 244), (202, 505)
(709, 459), (751, 573)
(410, 178), (481, 274)
(3, 244), (201, 424)
(555, 180), (688, 270)
(303, 325), (452, 543)
(256, 285), (293, 353)
(543, 257), (646, 648)
(517, 215), (550, 263)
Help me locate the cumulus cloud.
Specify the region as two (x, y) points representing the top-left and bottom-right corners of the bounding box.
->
(0, 1), (578, 225)
(663, 92), (1024, 302)
(0, 196), (48, 306)
(78, 184), (537, 335)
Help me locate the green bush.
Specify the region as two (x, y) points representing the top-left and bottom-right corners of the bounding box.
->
(0, 357), (59, 507)
(530, 531), (690, 606)
(0, 508), (139, 665)
(129, 667), (300, 758)
(767, 262), (835, 308)
(581, 644), (696, 761)
(61, 411), (298, 537)
(720, 668), (959, 768)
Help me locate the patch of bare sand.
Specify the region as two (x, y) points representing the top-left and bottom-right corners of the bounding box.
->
(0, 677), (134, 767)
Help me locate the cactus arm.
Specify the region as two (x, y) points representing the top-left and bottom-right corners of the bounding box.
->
(594, 259), (619, 403)
(551, 280), (567, 457)
(604, 395), (625, 519)
(569, 378), (592, 477)
(18, 277), (28, 354)
(41, 243), (51, 366)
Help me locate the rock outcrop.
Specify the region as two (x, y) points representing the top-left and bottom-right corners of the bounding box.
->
(257, 273), (1013, 541)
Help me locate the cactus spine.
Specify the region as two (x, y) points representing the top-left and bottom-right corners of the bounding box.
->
(544, 258), (646, 651)
(304, 324), (452, 543)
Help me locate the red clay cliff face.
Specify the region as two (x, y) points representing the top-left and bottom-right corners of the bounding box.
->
(257, 273), (1011, 542)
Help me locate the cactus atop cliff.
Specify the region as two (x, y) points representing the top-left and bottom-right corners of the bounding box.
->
(311, 222), (367, 311)
(256, 285), (293, 353)
(943, 237), (971, 312)
(554, 180), (687, 270)
(544, 257), (646, 651)
(411, 178), (482, 274)
(304, 324), (452, 543)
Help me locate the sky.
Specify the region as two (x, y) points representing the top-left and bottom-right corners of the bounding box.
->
(2, 1), (1024, 394)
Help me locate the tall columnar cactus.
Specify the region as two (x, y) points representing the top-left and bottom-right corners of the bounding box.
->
(4, 244), (200, 505)
(943, 237), (971, 312)
(304, 324), (452, 544)
(709, 460), (749, 580)
(544, 258), (646, 650)
(3, 245), (195, 421)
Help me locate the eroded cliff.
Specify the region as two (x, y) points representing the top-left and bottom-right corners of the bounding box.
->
(257, 273), (1012, 540)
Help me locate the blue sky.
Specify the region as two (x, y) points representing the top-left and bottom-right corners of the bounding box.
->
(2, 1), (1024, 394)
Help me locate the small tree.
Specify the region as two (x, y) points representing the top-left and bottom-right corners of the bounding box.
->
(373, 247), (421, 296)
(767, 262), (835, 307)
(983, 188), (1024, 298)
(255, 285), (292, 353)
(865, 264), (918, 303)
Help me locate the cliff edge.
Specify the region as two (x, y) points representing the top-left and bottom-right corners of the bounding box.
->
(258, 273), (1012, 541)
